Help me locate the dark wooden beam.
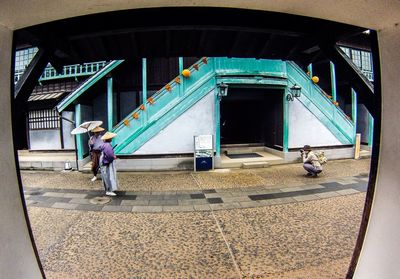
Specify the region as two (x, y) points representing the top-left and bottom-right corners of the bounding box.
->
(14, 47), (50, 101)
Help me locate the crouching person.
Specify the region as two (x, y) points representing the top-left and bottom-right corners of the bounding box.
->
(300, 145), (322, 177)
(100, 132), (118, 196)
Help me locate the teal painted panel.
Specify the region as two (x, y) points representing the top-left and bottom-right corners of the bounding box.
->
(214, 57), (286, 78)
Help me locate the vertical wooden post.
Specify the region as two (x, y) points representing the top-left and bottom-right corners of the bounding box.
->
(354, 133), (361, 159)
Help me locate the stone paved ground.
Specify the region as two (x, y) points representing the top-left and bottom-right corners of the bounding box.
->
(23, 159), (370, 278)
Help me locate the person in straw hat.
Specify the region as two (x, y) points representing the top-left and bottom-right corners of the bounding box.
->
(300, 145), (322, 177)
(89, 126), (105, 182)
(100, 131), (118, 196)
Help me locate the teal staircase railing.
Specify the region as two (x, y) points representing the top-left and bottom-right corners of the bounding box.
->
(112, 57), (355, 155)
(113, 57), (216, 154)
(286, 61), (355, 144)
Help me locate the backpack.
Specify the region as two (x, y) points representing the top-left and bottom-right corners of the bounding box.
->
(315, 151), (328, 165)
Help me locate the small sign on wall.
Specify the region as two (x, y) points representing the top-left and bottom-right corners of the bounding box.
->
(194, 135), (214, 171)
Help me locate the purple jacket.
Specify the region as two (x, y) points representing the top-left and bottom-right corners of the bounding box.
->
(101, 142), (116, 165)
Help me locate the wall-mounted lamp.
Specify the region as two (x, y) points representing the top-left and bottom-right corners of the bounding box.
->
(286, 84), (302, 101)
(217, 82), (228, 100)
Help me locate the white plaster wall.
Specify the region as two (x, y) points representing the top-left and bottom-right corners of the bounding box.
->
(29, 130), (62, 150)
(134, 91), (215, 154)
(288, 99), (342, 148)
(62, 111), (76, 149)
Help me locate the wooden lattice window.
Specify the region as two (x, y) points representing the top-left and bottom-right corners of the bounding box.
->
(28, 109), (60, 130)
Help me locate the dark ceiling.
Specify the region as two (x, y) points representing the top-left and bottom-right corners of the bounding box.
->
(14, 7), (371, 69)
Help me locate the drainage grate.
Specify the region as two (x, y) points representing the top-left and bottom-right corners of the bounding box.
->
(89, 196), (111, 205)
(226, 153), (263, 159)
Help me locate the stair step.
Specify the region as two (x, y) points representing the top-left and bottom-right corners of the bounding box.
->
(242, 161), (270, 169)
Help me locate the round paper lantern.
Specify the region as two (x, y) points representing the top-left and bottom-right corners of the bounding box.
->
(312, 76), (319, 83)
(182, 69), (191, 78)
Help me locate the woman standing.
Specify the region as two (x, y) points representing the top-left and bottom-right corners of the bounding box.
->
(89, 126), (105, 182)
(100, 132), (118, 196)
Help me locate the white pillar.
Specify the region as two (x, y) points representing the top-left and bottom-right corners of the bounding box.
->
(354, 25), (400, 279)
(0, 25), (43, 278)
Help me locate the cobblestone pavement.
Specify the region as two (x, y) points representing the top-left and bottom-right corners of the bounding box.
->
(23, 159), (370, 278)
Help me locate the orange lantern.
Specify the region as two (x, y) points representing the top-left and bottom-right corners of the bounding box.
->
(311, 76), (319, 83)
(193, 64), (199, 71)
(165, 84), (172, 91)
(133, 112), (139, 119)
(202, 57), (208, 64)
(139, 104), (145, 111)
(182, 69), (191, 78)
(147, 97), (154, 105)
(174, 77), (181, 84)
(123, 119), (129, 126)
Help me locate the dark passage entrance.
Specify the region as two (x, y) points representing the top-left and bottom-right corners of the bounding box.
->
(220, 87), (283, 148)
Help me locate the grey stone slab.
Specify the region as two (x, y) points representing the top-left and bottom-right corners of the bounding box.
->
(315, 192), (341, 199)
(148, 195), (165, 200)
(336, 189), (361, 196)
(136, 195), (153, 200)
(336, 179), (359, 185)
(102, 205), (133, 212)
(204, 193), (223, 198)
(69, 198), (92, 205)
(45, 197), (72, 204)
(125, 191), (150, 195)
(214, 188), (235, 193)
(210, 202), (241, 211)
(229, 191), (248, 197)
(121, 200), (149, 206)
(193, 204), (212, 211)
(239, 201), (261, 208)
(132, 206), (163, 213)
(300, 185), (325, 190)
(280, 186), (306, 193)
(222, 196), (252, 203)
(149, 199), (178, 206)
(292, 195), (320, 202)
(163, 205), (194, 212)
(76, 204), (103, 211)
(178, 199), (209, 205)
(51, 202), (78, 210)
(271, 197), (297, 204)
(43, 192), (65, 198)
(63, 193), (88, 199)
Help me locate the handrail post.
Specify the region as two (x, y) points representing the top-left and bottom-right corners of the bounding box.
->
(351, 88), (357, 143)
(142, 58), (148, 124)
(330, 61), (337, 102)
(107, 76), (114, 130)
(178, 57), (183, 97)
